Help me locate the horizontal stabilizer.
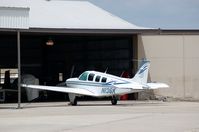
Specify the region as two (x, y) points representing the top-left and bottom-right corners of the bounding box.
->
(146, 83), (169, 89)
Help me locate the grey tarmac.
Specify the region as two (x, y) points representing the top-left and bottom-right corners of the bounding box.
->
(0, 101), (199, 132)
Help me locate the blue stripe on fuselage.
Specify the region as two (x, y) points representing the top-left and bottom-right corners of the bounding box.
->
(66, 80), (129, 87)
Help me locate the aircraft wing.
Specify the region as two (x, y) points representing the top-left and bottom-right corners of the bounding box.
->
(21, 84), (95, 96)
(146, 83), (169, 89)
(113, 82), (169, 90)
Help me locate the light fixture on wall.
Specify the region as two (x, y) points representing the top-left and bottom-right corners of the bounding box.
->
(46, 38), (54, 46)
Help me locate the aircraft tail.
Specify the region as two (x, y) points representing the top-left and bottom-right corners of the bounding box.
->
(131, 59), (150, 85)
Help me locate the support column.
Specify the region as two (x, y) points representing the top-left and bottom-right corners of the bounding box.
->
(17, 30), (21, 109)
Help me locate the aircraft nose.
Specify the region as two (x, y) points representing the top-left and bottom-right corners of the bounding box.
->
(66, 78), (78, 82)
(66, 78), (71, 83)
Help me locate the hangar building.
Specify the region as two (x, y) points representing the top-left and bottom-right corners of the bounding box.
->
(0, 0), (199, 102)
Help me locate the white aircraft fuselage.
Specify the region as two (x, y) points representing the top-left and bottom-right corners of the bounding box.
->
(66, 71), (143, 97)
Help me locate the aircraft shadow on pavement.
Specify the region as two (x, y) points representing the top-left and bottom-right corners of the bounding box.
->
(69, 101), (166, 107)
(0, 101), (166, 109)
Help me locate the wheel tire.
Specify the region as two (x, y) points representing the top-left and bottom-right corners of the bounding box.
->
(71, 98), (77, 106)
(111, 98), (117, 105)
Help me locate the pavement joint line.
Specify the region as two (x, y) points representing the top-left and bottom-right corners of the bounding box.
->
(63, 113), (153, 131)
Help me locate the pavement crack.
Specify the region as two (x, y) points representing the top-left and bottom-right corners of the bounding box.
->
(63, 114), (153, 131)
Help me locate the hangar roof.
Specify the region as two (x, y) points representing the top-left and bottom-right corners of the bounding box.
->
(0, 0), (147, 30)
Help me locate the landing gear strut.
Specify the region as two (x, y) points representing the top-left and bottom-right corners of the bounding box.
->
(111, 96), (118, 105)
(69, 93), (77, 106)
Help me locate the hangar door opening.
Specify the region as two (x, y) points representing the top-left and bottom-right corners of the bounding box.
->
(0, 33), (138, 101)
(21, 34), (137, 98)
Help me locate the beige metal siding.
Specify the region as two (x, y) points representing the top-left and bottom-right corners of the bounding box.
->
(184, 36), (199, 99)
(138, 35), (199, 100)
(0, 7), (29, 29)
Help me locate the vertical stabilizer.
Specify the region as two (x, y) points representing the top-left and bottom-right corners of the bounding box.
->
(131, 59), (150, 84)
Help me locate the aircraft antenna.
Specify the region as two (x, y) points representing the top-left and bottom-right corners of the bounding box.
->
(105, 67), (108, 73)
(70, 65), (75, 77)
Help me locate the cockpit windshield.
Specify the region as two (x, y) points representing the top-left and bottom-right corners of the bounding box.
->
(79, 71), (89, 81)
(79, 71), (107, 83)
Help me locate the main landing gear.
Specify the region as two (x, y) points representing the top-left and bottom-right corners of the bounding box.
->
(70, 98), (77, 106)
(111, 96), (118, 105)
(69, 94), (118, 106)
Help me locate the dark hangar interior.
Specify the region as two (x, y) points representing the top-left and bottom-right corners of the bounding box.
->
(0, 31), (138, 102)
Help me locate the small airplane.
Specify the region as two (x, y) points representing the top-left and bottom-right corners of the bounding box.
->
(22, 60), (169, 105)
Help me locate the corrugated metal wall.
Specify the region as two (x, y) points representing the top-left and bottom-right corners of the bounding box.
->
(0, 7), (29, 29)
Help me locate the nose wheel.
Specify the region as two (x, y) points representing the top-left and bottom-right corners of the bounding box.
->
(69, 93), (77, 106)
(111, 97), (118, 105)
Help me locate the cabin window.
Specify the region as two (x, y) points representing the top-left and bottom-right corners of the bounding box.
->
(79, 72), (89, 81)
(101, 77), (107, 83)
(88, 73), (95, 81)
(95, 75), (100, 82)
